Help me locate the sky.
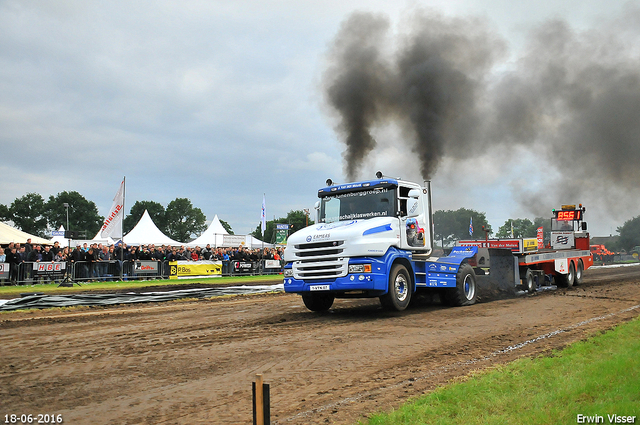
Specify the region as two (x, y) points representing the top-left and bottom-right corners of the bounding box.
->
(1, 0), (639, 238)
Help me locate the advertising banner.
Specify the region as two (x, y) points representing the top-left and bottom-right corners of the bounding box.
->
(169, 260), (222, 279)
(264, 260), (282, 269)
(275, 229), (288, 244)
(550, 232), (575, 250)
(0, 263), (9, 279)
(222, 235), (246, 247)
(537, 226), (544, 249)
(135, 261), (159, 274)
(32, 262), (66, 278)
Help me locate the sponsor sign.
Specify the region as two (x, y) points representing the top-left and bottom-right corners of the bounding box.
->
(264, 260), (281, 269)
(135, 261), (159, 274)
(537, 226), (544, 249)
(222, 235), (246, 247)
(32, 262), (66, 272)
(276, 224), (289, 230)
(169, 260), (222, 279)
(0, 263), (9, 279)
(551, 232), (575, 250)
(275, 228), (288, 244)
(523, 238), (538, 252)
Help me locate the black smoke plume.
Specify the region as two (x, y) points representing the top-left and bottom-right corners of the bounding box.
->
(324, 6), (640, 216)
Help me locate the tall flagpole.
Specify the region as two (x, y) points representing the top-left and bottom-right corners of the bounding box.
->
(120, 176), (125, 281)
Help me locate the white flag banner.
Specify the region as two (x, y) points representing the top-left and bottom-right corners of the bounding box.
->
(101, 179), (125, 238)
(261, 194), (266, 234)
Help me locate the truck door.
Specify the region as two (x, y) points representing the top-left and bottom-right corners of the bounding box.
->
(398, 186), (427, 250)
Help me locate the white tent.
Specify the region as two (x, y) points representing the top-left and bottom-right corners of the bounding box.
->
(51, 225), (69, 247)
(123, 210), (182, 246)
(187, 215), (229, 247)
(0, 221), (53, 245)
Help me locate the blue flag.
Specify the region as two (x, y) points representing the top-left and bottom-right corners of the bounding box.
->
(469, 217), (473, 236)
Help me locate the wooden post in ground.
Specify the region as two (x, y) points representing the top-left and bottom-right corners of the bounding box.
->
(254, 374), (264, 425)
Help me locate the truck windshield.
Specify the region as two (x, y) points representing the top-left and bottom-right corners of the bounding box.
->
(319, 187), (397, 223)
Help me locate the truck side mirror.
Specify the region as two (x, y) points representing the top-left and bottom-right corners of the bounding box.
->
(581, 222), (587, 231)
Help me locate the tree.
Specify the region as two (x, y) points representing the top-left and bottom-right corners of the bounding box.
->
(434, 208), (490, 247)
(164, 198), (207, 242)
(252, 210), (313, 243)
(124, 201), (166, 234)
(219, 219), (234, 235)
(617, 216), (640, 252)
(7, 193), (48, 237)
(496, 218), (534, 238)
(0, 203), (9, 222)
(45, 191), (103, 238)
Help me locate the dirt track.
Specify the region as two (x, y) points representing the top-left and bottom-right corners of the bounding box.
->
(1, 265), (639, 425)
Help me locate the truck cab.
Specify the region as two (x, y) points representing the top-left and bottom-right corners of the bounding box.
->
(283, 174), (478, 312)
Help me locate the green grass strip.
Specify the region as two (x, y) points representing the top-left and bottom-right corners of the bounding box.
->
(0, 275), (283, 297)
(363, 317), (640, 425)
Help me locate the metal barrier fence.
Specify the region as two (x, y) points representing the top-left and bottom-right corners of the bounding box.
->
(0, 259), (284, 286)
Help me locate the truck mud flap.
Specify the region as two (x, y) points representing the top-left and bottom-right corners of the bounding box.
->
(475, 248), (519, 299)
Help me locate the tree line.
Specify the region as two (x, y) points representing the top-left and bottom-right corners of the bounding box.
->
(0, 192), (225, 243)
(2, 191), (639, 251)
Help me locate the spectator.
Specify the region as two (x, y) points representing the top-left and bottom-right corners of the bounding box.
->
(86, 247), (98, 281)
(41, 245), (55, 262)
(98, 246), (110, 280)
(9, 247), (21, 284)
(28, 245), (43, 262)
(71, 245), (87, 280)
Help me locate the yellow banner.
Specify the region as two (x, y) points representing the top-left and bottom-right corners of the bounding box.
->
(169, 261), (222, 279)
(523, 238), (538, 252)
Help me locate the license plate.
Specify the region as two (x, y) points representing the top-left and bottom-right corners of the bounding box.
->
(310, 285), (330, 291)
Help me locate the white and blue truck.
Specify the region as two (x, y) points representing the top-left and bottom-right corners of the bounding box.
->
(283, 173), (480, 312)
(283, 173), (594, 312)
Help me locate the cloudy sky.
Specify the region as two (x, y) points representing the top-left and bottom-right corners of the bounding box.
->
(2, 0), (639, 238)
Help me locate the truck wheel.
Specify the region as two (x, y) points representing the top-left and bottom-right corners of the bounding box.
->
(524, 269), (536, 293)
(301, 293), (335, 312)
(380, 264), (412, 311)
(575, 260), (584, 285)
(446, 264), (477, 306)
(556, 262), (575, 288)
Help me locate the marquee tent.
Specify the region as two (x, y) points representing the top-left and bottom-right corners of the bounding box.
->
(50, 225), (69, 247)
(123, 210), (182, 246)
(187, 215), (228, 247)
(0, 221), (52, 245)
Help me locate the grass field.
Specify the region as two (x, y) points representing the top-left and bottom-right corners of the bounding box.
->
(362, 317), (640, 425)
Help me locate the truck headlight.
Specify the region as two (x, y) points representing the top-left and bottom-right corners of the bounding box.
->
(283, 269), (293, 277)
(348, 264), (371, 273)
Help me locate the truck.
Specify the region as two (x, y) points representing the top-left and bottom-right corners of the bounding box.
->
(283, 173), (593, 312)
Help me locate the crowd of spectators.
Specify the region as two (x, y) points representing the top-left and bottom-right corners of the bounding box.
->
(1, 238), (284, 284)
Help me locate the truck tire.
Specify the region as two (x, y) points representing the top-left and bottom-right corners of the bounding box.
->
(446, 263), (477, 306)
(301, 293), (335, 312)
(556, 261), (575, 288)
(380, 264), (412, 311)
(524, 269), (536, 293)
(575, 260), (584, 285)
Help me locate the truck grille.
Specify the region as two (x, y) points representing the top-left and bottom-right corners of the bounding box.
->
(291, 241), (347, 279)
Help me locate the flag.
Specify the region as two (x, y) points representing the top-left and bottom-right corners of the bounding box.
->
(261, 194), (266, 234)
(100, 179), (125, 238)
(537, 226), (544, 248)
(510, 220), (514, 238)
(469, 217), (473, 236)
